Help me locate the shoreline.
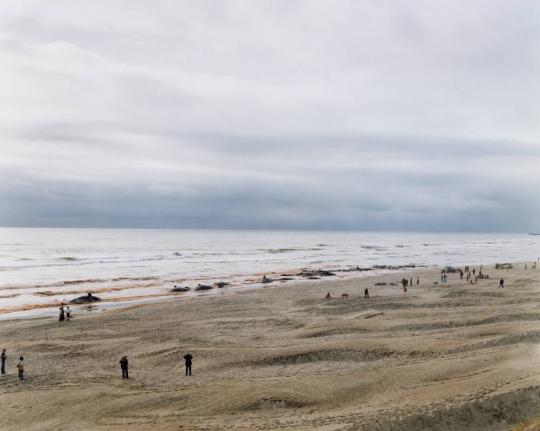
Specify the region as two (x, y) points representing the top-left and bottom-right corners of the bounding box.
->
(0, 262), (429, 320)
(0, 258), (531, 321)
(2, 229), (538, 321)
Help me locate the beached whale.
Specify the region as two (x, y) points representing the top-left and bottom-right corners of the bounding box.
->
(171, 286), (191, 292)
(70, 292), (102, 304)
(442, 266), (459, 273)
(297, 269), (336, 278)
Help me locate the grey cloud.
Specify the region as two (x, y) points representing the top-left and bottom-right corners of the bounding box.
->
(0, 0), (539, 231)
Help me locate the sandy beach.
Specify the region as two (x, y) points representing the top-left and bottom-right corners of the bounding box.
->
(1, 263), (540, 430)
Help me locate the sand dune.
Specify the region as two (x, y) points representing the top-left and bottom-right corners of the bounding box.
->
(1, 263), (539, 430)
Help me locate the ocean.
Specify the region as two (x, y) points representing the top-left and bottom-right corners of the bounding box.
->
(0, 228), (538, 318)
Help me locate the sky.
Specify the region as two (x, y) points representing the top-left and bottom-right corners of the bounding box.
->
(0, 0), (539, 232)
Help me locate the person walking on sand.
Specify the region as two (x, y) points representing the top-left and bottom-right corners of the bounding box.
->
(184, 353), (193, 376)
(1, 349), (6, 375)
(66, 306), (72, 322)
(416, 277), (419, 285)
(401, 278), (408, 292)
(499, 278), (504, 289)
(364, 288), (369, 299)
(16, 357), (24, 381)
(58, 305), (65, 322)
(119, 356), (129, 379)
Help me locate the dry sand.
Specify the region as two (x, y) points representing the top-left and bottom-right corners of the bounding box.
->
(1, 263), (540, 430)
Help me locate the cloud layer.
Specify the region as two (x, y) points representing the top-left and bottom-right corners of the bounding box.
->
(0, 0), (539, 231)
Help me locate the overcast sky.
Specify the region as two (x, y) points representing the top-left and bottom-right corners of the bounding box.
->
(0, 1), (538, 231)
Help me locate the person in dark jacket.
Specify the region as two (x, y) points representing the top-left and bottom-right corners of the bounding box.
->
(364, 288), (369, 299)
(119, 356), (129, 379)
(401, 278), (408, 292)
(499, 278), (504, 288)
(184, 353), (193, 376)
(1, 349), (6, 375)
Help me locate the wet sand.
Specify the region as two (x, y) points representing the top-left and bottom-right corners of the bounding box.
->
(1, 263), (540, 430)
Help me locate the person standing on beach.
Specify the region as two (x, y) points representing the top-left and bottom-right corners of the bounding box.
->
(499, 278), (504, 288)
(184, 353), (193, 376)
(16, 357), (24, 380)
(364, 288), (369, 299)
(58, 306), (65, 322)
(119, 356), (129, 379)
(401, 278), (408, 292)
(1, 349), (6, 375)
(66, 306), (72, 322)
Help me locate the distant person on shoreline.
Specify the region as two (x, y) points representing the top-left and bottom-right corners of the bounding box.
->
(325, 292), (332, 299)
(401, 278), (408, 292)
(364, 288), (369, 299)
(184, 353), (193, 376)
(499, 278), (504, 289)
(119, 356), (129, 379)
(58, 305), (65, 322)
(66, 306), (72, 322)
(1, 349), (6, 375)
(16, 357), (24, 381)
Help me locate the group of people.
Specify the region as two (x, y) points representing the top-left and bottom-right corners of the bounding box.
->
(325, 288), (371, 299)
(1, 349), (26, 381)
(0, 348), (194, 382)
(58, 305), (72, 322)
(118, 353), (193, 379)
(401, 277), (419, 292)
(324, 262), (521, 299)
